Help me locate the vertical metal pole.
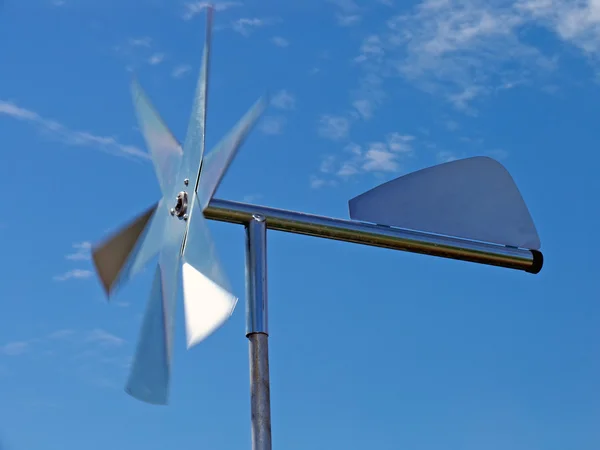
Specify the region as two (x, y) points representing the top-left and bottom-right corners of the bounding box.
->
(245, 214), (272, 450)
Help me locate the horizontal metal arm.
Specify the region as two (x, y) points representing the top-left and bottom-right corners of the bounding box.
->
(205, 199), (543, 274)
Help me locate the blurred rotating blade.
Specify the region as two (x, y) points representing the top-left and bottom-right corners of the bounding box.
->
(92, 201), (168, 297)
(125, 264), (170, 405)
(182, 195), (237, 348)
(196, 96), (267, 211)
(125, 213), (184, 405)
(131, 77), (182, 195)
(180, 5), (213, 195)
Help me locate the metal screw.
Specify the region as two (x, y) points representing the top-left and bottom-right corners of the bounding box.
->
(183, 214), (189, 220)
(170, 208), (176, 216)
(184, 179), (189, 186)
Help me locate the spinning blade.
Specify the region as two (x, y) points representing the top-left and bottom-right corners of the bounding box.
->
(90, 5), (267, 405)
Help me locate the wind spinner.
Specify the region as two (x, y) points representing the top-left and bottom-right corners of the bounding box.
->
(91, 6), (267, 405)
(89, 7), (544, 450)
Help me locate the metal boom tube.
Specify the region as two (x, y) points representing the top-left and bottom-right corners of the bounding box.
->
(205, 198), (543, 274)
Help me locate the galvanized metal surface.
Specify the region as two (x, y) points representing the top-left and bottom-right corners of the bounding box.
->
(248, 333), (272, 450)
(245, 215), (269, 335)
(245, 215), (272, 450)
(205, 199), (543, 274)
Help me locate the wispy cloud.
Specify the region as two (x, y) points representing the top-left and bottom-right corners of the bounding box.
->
(47, 329), (76, 339)
(0, 101), (148, 160)
(271, 90), (296, 110)
(148, 53), (165, 65)
(53, 269), (94, 282)
(0, 341), (30, 356)
(243, 193), (263, 203)
(338, 14), (361, 26)
(311, 133), (415, 188)
(272, 36), (289, 47)
(182, 1), (242, 20)
(327, 0), (362, 27)
(351, 0), (567, 113)
(318, 115), (350, 141)
(351, 36), (387, 120)
(86, 329), (126, 347)
(259, 116), (286, 135)
(1, 329), (129, 389)
(172, 64), (191, 78)
(515, 0), (600, 55)
(259, 90), (295, 135)
(231, 18), (271, 36)
(66, 242), (91, 261)
(128, 37), (152, 48)
(310, 176), (337, 189)
(436, 150), (459, 163)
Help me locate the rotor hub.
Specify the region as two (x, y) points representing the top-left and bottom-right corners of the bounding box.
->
(170, 191), (189, 219)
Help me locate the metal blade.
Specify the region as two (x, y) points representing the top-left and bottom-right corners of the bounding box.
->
(125, 264), (170, 405)
(348, 156), (541, 249)
(182, 195), (237, 348)
(180, 4), (213, 195)
(125, 193), (187, 404)
(92, 202), (161, 297)
(131, 77), (183, 196)
(123, 6), (215, 404)
(196, 96), (267, 211)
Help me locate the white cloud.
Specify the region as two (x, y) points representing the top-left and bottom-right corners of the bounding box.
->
(318, 115), (350, 141)
(232, 18), (270, 36)
(445, 120), (459, 131)
(337, 14), (361, 26)
(515, 0), (600, 55)
(182, 1), (242, 20)
(0, 342), (29, 356)
(243, 193), (263, 203)
(309, 176), (337, 189)
(86, 329), (125, 347)
(271, 90), (296, 110)
(313, 133), (415, 184)
(272, 36), (289, 47)
(47, 329), (76, 339)
(172, 64), (191, 78)
(66, 241), (91, 261)
(128, 37), (152, 48)
(148, 53), (165, 65)
(352, 99), (374, 120)
(259, 116), (286, 135)
(436, 150), (459, 163)
(356, 0), (565, 112)
(0, 101), (148, 160)
(486, 148), (509, 160)
(328, 0), (362, 26)
(53, 269), (94, 282)
(351, 37), (387, 120)
(362, 144), (399, 172)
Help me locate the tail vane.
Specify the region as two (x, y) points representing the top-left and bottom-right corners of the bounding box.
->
(349, 156), (541, 250)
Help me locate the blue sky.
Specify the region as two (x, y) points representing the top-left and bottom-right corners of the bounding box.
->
(1, 0), (599, 449)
